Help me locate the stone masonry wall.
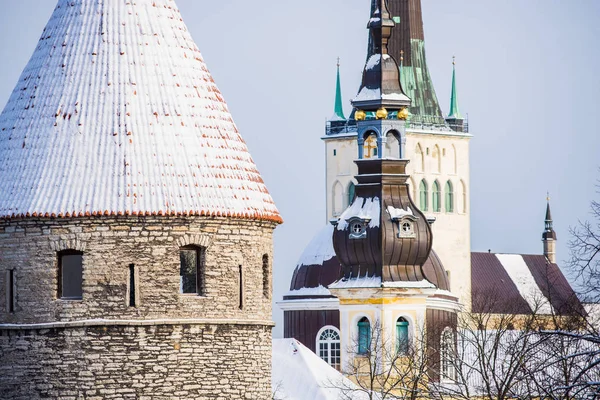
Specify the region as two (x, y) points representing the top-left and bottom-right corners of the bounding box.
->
(0, 216), (276, 398)
(0, 216), (276, 323)
(0, 323), (272, 400)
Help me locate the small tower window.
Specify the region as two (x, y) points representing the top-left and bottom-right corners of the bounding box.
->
(347, 217), (369, 240)
(128, 264), (136, 307)
(262, 254), (269, 299)
(58, 251), (83, 300)
(317, 327), (341, 371)
(239, 265), (244, 310)
(397, 317), (410, 355)
(441, 327), (456, 380)
(419, 180), (429, 211)
(333, 149), (337, 156)
(357, 317), (371, 355)
(7, 270), (15, 313)
(432, 181), (441, 213)
(445, 181), (454, 213)
(179, 246), (206, 295)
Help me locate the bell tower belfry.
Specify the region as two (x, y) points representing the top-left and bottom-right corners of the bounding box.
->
(323, 0), (473, 309)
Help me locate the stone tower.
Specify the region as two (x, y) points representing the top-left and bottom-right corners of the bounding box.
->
(0, 1), (280, 399)
(543, 197), (557, 263)
(324, 0), (472, 308)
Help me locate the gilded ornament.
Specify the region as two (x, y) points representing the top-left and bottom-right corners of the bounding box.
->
(398, 107), (410, 120)
(376, 107), (388, 120)
(355, 110), (367, 121)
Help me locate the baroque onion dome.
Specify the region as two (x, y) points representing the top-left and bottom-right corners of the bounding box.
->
(0, 0), (281, 223)
(333, 159), (436, 284)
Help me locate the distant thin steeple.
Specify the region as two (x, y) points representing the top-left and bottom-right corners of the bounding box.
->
(448, 56), (463, 119)
(332, 58), (346, 121)
(543, 193), (557, 263)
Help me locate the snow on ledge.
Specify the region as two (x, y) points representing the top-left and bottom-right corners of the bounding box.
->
(329, 275), (382, 289)
(284, 286), (332, 297)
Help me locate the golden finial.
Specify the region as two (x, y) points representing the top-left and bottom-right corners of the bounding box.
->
(453, 56), (456, 66)
(376, 107), (388, 120)
(337, 57), (340, 67)
(355, 110), (367, 121)
(400, 50), (404, 63)
(547, 192), (550, 202)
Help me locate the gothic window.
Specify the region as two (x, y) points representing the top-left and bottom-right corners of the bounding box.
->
(415, 144), (424, 172)
(347, 182), (356, 207)
(397, 317), (410, 355)
(441, 327), (456, 381)
(432, 181), (441, 213)
(445, 181), (454, 213)
(262, 254), (269, 299)
(460, 180), (467, 213)
(317, 327), (341, 371)
(358, 317), (371, 355)
(179, 246), (206, 295)
(333, 181), (344, 216)
(433, 145), (441, 173)
(58, 250), (83, 300)
(419, 180), (428, 211)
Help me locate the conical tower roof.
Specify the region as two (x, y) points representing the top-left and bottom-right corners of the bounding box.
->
(0, 0), (281, 223)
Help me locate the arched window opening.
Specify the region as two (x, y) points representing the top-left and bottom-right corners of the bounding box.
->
(347, 182), (356, 207)
(396, 317), (410, 355)
(445, 181), (454, 213)
(364, 134), (378, 159)
(358, 317), (371, 355)
(460, 180), (467, 214)
(419, 180), (428, 211)
(317, 327), (341, 371)
(415, 144), (425, 172)
(441, 327), (456, 381)
(432, 181), (441, 213)
(452, 145), (458, 175)
(432, 145), (441, 173)
(262, 254), (269, 299)
(333, 181), (344, 216)
(58, 250), (83, 300)
(179, 246), (206, 296)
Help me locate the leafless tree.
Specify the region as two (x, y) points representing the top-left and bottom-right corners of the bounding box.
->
(332, 319), (434, 400)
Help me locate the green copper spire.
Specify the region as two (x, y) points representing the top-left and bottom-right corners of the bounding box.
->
(332, 58), (346, 121)
(448, 56), (463, 119)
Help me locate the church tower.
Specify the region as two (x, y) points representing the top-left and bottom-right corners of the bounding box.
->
(0, 1), (280, 398)
(324, 0), (473, 308)
(543, 197), (557, 263)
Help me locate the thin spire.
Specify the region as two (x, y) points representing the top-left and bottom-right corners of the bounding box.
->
(448, 56), (463, 119)
(545, 193), (553, 223)
(332, 58), (346, 120)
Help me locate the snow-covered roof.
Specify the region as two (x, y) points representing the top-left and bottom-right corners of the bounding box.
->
(272, 339), (370, 400)
(297, 224), (337, 267)
(0, 0), (280, 223)
(336, 197), (380, 230)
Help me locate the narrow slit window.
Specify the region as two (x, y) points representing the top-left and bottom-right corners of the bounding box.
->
(58, 251), (83, 300)
(262, 255), (269, 299)
(179, 246), (206, 295)
(8, 270), (15, 313)
(128, 264), (136, 307)
(239, 265), (244, 310)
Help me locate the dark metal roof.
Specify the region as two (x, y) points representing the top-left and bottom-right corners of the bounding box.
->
(471, 252), (532, 314)
(471, 252), (584, 316)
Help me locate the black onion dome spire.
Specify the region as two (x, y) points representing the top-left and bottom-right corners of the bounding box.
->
(332, 159), (434, 283)
(352, 0), (410, 111)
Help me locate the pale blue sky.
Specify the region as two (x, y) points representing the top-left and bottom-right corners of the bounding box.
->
(1, 1), (599, 337)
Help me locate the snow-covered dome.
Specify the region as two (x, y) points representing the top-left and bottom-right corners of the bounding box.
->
(0, 0), (280, 223)
(288, 223), (449, 296)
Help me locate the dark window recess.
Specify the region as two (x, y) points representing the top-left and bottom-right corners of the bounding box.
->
(239, 265), (244, 310)
(129, 264), (136, 307)
(8, 270), (15, 313)
(262, 255), (269, 299)
(180, 246), (206, 295)
(58, 251), (83, 300)
(333, 149), (337, 156)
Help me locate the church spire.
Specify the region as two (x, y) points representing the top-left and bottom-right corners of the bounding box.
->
(331, 58), (346, 121)
(448, 57), (462, 119)
(543, 194), (557, 263)
(352, 0), (410, 111)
